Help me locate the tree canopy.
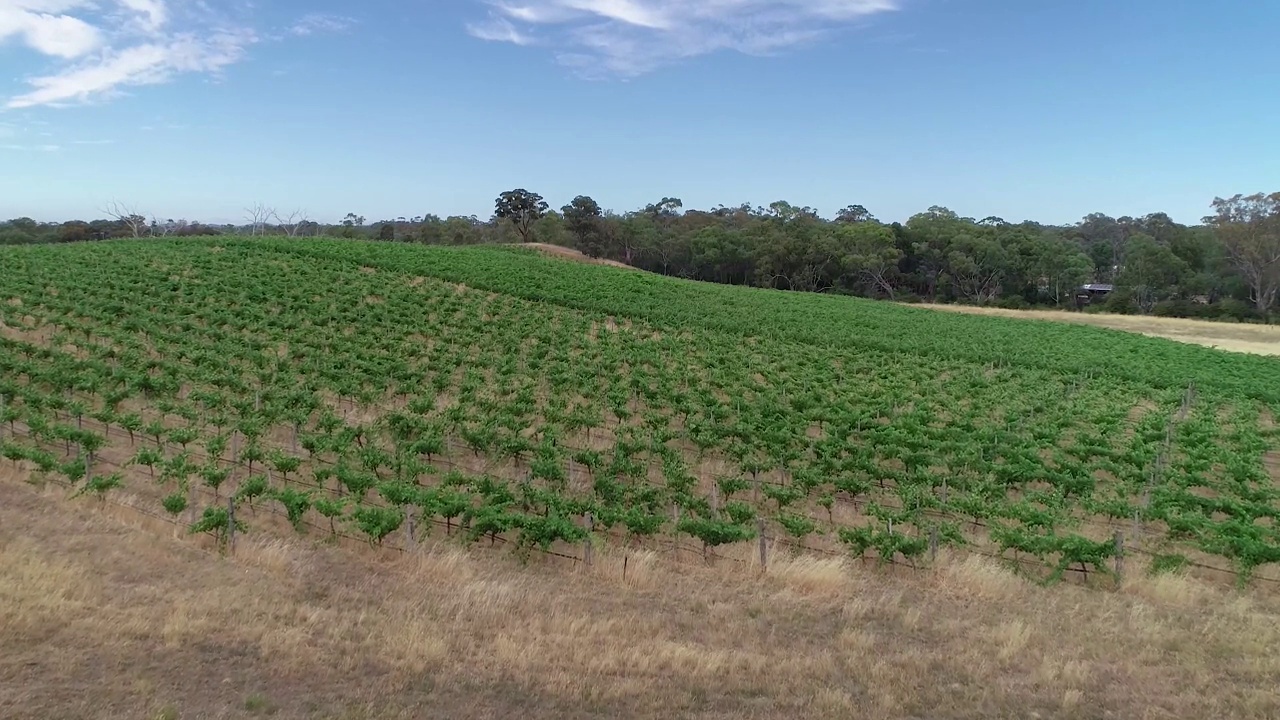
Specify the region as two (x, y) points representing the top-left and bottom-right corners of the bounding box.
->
(6, 188), (1276, 321)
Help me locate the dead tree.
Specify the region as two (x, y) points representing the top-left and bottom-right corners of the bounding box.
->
(102, 201), (148, 238)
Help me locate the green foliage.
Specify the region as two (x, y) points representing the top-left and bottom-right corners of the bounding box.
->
(777, 512), (818, 539)
(75, 471), (124, 500)
(270, 487), (313, 530)
(351, 505), (403, 545)
(189, 506), (246, 543)
(235, 474), (269, 503)
(677, 517), (756, 549)
(162, 492), (188, 516)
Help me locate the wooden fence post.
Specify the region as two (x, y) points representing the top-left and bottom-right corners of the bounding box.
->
(78, 442), (91, 484)
(757, 517), (767, 573)
(929, 526), (939, 562)
(405, 506), (417, 553)
(583, 512), (594, 567)
(226, 496), (237, 556)
(1113, 531), (1124, 582)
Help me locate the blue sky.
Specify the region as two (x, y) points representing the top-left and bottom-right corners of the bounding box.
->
(1, 0), (1277, 226)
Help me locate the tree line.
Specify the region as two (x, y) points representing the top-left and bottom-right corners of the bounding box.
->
(4, 191), (1277, 320)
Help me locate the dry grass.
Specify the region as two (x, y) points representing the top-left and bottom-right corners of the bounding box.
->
(916, 303), (1280, 356)
(3, 477), (1280, 720)
(520, 242), (638, 270)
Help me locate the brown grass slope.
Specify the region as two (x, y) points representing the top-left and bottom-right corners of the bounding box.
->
(3, 473), (1280, 720)
(916, 304), (1280, 357)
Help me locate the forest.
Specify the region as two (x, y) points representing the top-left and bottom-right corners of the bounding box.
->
(4, 191), (1277, 320)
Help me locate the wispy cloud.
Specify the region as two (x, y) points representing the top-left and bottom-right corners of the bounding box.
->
(466, 16), (534, 46)
(71, 138), (114, 144)
(1, 143), (61, 151)
(0, 0), (258, 108)
(1, 2), (345, 108)
(466, 0), (901, 75)
(288, 13), (357, 37)
(8, 30), (255, 108)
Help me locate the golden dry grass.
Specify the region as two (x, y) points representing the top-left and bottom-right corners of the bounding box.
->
(916, 303), (1280, 356)
(521, 242), (638, 270)
(4, 476), (1280, 719)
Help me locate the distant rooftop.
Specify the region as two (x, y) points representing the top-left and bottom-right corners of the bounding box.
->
(1082, 284), (1115, 292)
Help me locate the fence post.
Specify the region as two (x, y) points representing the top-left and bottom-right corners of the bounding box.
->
(405, 506), (417, 553)
(1113, 531), (1124, 583)
(757, 517), (767, 573)
(583, 512), (594, 567)
(929, 526), (939, 562)
(78, 442), (91, 484)
(226, 496), (236, 556)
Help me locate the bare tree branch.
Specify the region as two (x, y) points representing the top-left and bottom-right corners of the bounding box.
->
(272, 208), (310, 237)
(102, 201), (148, 238)
(244, 203), (274, 236)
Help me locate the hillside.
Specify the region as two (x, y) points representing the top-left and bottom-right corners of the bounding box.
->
(2, 237), (1280, 717)
(0, 237), (1277, 580)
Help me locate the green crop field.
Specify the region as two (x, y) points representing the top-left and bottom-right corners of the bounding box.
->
(2, 238), (1278, 583)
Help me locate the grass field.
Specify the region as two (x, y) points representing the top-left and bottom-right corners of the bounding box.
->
(1, 237), (1280, 716)
(918, 303), (1280, 357)
(4, 475), (1280, 720)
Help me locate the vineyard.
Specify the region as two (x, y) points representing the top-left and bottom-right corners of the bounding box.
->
(1, 237), (1278, 585)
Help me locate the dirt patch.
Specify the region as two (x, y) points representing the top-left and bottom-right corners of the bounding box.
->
(1265, 451), (1280, 485)
(519, 243), (637, 271)
(916, 304), (1280, 357)
(408, 276), (426, 287)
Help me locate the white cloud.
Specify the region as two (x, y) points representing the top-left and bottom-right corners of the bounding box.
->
(288, 13), (357, 37)
(467, 0), (901, 75)
(0, 2), (104, 58)
(115, 0), (167, 33)
(0, 0), (329, 108)
(8, 29), (254, 108)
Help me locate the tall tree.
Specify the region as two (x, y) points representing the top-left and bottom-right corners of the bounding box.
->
(561, 196), (605, 257)
(1119, 234), (1189, 313)
(495, 189), (549, 244)
(905, 206), (964, 301)
(946, 228), (1007, 304)
(1034, 234), (1095, 305)
(1075, 213), (1126, 280)
(832, 221), (901, 298)
(1206, 193), (1280, 313)
(835, 205), (875, 224)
